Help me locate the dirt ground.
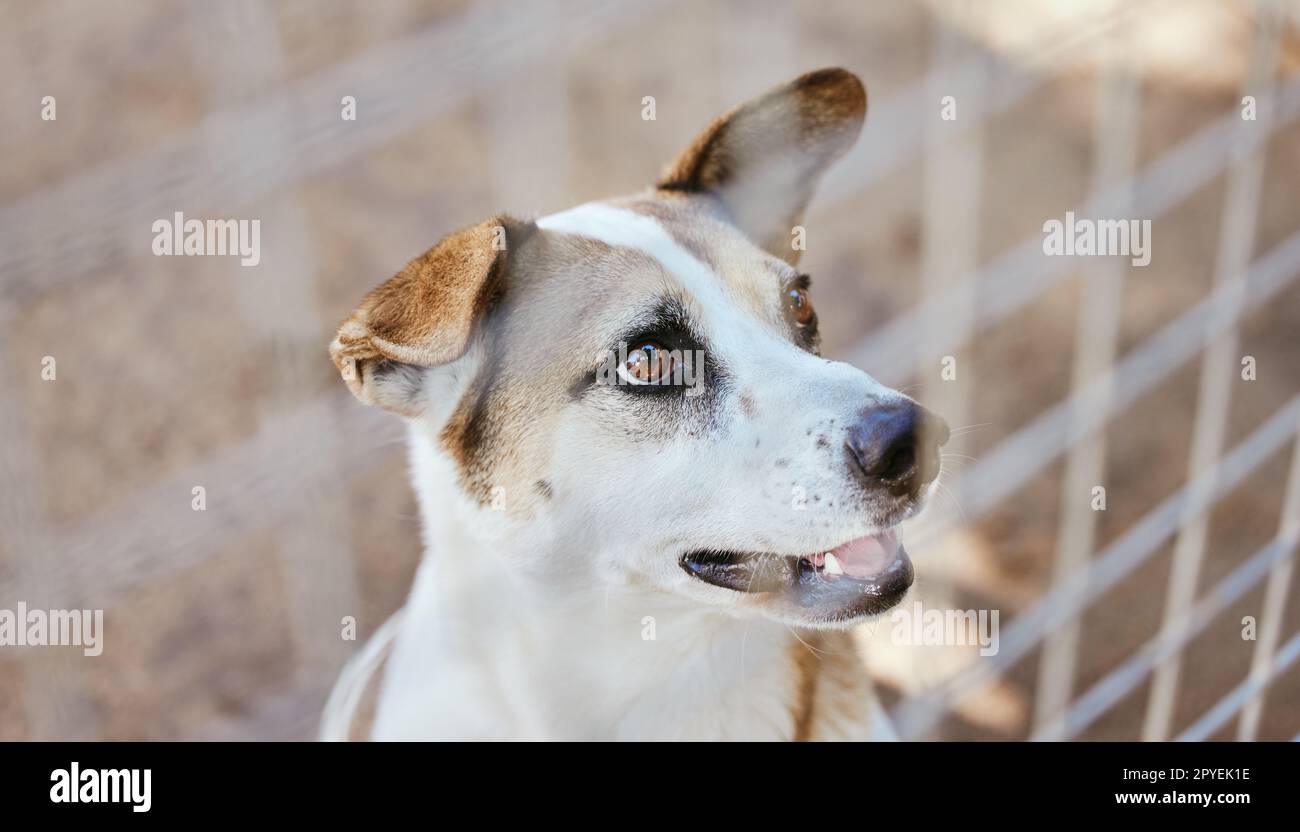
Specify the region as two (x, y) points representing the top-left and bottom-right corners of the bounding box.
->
(1, 0), (1298, 740)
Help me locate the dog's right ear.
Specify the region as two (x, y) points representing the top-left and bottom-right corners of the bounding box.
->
(330, 215), (532, 416)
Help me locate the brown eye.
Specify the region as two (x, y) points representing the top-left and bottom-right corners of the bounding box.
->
(785, 286), (814, 327)
(624, 341), (676, 383)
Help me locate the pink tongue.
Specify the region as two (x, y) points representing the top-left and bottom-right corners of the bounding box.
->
(829, 531), (899, 578)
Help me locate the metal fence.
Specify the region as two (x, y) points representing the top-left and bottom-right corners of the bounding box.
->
(1, 0), (1297, 740)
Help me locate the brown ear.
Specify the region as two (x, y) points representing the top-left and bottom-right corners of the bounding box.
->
(330, 215), (532, 414)
(657, 68), (866, 264)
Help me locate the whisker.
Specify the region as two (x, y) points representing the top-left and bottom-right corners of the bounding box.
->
(937, 481), (967, 523)
(940, 459), (976, 470)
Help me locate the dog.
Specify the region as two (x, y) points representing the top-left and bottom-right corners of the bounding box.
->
(321, 68), (948, 741)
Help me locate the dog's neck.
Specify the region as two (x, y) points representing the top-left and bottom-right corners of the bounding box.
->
(367, 423), (879, 740)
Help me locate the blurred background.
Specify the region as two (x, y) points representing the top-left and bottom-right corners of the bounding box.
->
(2, 0), (1299, 740)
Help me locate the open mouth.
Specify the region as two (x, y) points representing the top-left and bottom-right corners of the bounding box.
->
(680, 530), (913, 624)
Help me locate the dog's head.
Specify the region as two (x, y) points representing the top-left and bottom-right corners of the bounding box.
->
(331, 69), (947, 628)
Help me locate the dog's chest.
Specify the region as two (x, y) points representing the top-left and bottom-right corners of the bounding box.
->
(373, 560), (879, 740)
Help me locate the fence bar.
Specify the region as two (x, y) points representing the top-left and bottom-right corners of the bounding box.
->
(1176, 630), (1300, 742)
(1033, 29), (1142, 733)
(1142, 0), (1285, 741)
(892, 393), (1300, 739)
(1238, 426), (1300, 738)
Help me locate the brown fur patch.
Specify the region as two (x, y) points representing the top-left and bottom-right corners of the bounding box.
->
(790, 634), (823, 742)
(791, 631), (874, 740)
(438, 357), (506, 504)
(329, 216), (533, 410)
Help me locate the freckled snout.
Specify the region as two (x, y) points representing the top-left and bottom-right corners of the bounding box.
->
(845, 404), (949, 498)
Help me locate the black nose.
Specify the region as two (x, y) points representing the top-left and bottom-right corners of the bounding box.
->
(845, 404), (949, 497)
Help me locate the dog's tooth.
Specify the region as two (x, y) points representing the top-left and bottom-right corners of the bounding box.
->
(824, 552), (843, 576)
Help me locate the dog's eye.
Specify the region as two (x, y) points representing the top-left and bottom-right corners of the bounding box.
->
(624, 341), (676, 383)
(785, 286), (814, 327)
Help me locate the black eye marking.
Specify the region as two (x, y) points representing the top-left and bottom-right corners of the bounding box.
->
(567, 293), (733, 441)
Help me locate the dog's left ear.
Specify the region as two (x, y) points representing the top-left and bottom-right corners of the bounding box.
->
(657, 68), (866, 264)
(330, 215), (533, 416)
